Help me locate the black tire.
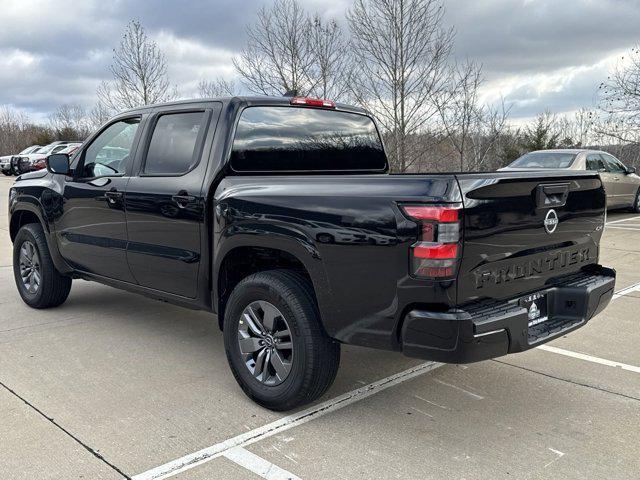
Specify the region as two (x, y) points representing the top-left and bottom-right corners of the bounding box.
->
(2, 170), (11, 176)
(633, 188), (640, 213)
(13, 223), (72, 308)
(223, 270), (340, 411)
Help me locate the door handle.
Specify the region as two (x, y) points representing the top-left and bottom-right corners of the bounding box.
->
(172, 191), (196, 208)
(104, 189), (123, 204)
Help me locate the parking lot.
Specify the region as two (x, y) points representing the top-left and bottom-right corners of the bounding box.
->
(0, 174), (638, 480)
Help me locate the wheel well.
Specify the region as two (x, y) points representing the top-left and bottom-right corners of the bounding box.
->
(10, 210), (41, 242)
(217, 246), (314, 330)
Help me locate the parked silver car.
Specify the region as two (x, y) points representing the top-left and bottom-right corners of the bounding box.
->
(501, 149), (640, 212)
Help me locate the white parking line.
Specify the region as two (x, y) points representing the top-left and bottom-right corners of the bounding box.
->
(537, 345), (640, 374)
(613, 281), (640, 300)
(606, 216), (640, 225)
(134, 279), (640, 480)
(223, 446), (301, 480)
(132, 361), (443, 480)
(606, 226), (640, 231)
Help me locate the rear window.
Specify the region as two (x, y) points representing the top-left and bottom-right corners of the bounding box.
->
(510, 152), (577, 169)
(230, 106), (387, 172)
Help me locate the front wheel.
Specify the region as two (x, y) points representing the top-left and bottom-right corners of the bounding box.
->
(633, 188), (640, 213)
(223, 270), (340, 411)
(13, 223), (72, 308)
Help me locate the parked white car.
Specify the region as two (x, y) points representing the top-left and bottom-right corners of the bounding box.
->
(0, 145), (42, 175)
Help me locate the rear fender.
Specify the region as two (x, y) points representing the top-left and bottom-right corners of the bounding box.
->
(213, 231), (333, 327)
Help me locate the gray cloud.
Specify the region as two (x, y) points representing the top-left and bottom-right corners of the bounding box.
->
(445, 0), (640, 75)
(0, 0), (637, 122)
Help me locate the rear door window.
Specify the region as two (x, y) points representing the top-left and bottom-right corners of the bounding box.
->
(230, 106), (387, 172)
(143, 111), (207, 175)
(586, 154), (607, 171)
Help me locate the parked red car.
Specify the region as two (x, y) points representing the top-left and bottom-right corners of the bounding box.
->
(30, 143), (81, 172)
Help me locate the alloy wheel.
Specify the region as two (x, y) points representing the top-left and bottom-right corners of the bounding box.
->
(19, 240), (41, 294)
(237, 300), (293, 386)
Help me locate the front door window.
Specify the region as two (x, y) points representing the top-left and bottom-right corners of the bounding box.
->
(80, 118), (140, 178)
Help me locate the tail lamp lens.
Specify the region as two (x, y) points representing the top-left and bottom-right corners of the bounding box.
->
(401, 204), (461, 279)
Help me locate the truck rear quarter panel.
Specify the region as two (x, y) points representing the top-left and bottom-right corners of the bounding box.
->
(214, 174), (461, 350)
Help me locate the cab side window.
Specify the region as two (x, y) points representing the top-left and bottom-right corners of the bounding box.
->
(80, 118), (140, 178)
(586, 154), (606, 171)
(143, 112), (207, 175)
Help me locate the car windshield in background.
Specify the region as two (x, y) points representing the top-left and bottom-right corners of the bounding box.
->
(230, 106), (387, 172)
(509, 152), (577, 168)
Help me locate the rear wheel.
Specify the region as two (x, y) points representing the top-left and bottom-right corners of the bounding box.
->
(633, 188), (640, 213)
(223, 270), (340, 411)
(13, 223), (72, 308)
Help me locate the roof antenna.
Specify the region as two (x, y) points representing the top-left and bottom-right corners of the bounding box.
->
(283, 89), (298, 97)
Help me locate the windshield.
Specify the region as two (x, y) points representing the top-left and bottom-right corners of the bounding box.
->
(38, 145), (58, 154)
(509, 151), (577, 169)
(19, 146), (38, 154)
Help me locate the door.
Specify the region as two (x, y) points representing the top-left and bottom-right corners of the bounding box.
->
(124, 107), (216, 298)
(586, 153), (617, 208)
(55, 116), (143, 281)
(603, 153), (637, 207)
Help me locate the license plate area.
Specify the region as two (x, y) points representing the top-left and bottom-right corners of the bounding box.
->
(520, 291), (549, 328)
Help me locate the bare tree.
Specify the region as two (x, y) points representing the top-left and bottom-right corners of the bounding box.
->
(347, 0), (455, 172)
(597, 46), (640, 145)
(197, 78), (237, 98)
(555, 108), (594, 148)
(0, 107), (31, 155)
(234, 0), (315, 96)
(97, 20), (176, 112)
(308, 15), (352, 101)
(435, 60), (509, 171)
(89, 101), (112, 130)
(48, 104), (91, 140)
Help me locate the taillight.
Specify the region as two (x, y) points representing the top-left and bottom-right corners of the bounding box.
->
(400, 204), (462, 279)
(290, 97), (336, 108)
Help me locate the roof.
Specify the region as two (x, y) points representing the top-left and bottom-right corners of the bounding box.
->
(118, 95), (369, 117)
(528, 148), (604, 155)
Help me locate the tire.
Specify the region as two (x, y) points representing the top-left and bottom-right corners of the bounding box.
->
(633, 188), (640, 213)
(13, 223), (72, 308)
(223, 270), (340, 411)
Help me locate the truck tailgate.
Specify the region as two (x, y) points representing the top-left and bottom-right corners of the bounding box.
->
(455, 171), (606, 305)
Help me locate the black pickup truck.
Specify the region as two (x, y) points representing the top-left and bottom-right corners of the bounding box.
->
(9, 96), (615, 410)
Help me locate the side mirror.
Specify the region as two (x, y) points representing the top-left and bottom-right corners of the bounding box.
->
(626, 166), (636, 174)
(46, 154), (70, 175)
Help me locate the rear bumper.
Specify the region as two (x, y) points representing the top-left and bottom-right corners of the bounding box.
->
(401, 266), (616, 363)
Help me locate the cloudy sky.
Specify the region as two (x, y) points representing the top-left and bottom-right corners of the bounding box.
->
(1, 0), (639, 124)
